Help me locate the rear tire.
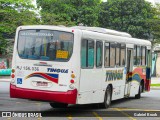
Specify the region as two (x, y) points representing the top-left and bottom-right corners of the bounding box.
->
(99, 86), (112, 109)
(135, 84), (142, 99)
(50, 102), (68, 108)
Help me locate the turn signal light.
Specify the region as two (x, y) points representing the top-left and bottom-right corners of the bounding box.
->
(11, 74), (15, 78)
(71, 74), (76, 78)
(12, 69), (15, 73)
(70, 79), (74, 84)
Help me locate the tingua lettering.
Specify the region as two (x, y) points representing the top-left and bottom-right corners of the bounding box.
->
(47, 68), (68, 73)
(106, 70), (123, 81)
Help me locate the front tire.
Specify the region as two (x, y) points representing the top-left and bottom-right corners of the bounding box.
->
(50, 102), (68, 108)
(99, 86), (112, 109)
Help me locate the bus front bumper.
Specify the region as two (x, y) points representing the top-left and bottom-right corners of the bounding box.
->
(10, 84), (77, 104)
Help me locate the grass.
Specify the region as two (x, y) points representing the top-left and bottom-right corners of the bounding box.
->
(151, 84), (160, 87)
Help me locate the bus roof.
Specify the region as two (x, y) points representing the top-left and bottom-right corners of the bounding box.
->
(17, 25), (151, 46)
(71, 26), (132, 38)
(81, 29), (151, 46)
(18, 25), (131, 38)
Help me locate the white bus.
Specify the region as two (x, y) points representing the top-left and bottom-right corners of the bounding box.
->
(10, 25), (151, 108)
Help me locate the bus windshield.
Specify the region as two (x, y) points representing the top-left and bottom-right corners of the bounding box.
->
(17, 30), (74, 61)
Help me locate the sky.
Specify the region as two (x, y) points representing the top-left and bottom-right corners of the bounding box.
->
(102, 0), (160, 3)
(32, 0), (160, 5)
(147, 0), (156, 5)
(32, 0), (37, 7)
(31, 0), (160, 8)
(141, 0), (160, 5)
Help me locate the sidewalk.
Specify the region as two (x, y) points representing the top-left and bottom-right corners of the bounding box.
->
(151, 77), (160, 84)
(151, 77), (160, 90)
(0, 76), (10, 93)
(0, 76), (11, 82)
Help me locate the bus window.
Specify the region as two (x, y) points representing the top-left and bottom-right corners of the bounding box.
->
(34, 38), (42, 56)
(110, 43), (116, 67)
(17, 30), (73, 61)
(134, 45), (137, 65)
(81, 39), (94, 68)
(142, 46), (146, 66)
(81, 40), (87, 68)
(120, 44), (126, 66)
(88, 41), (94, 68)
(104, 43), (110, 67)
(116, 43), (120, 66)
(137, 46), (141, 65)
(147, 50), (151, 67)
(96, 41), (103, 68)
(41, 38), (49, 57)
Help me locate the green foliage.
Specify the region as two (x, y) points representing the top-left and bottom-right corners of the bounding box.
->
(37, 0), (76, 26)
(0, 35), (7, 55)
(148, 4), (160, 44)
(0, 0), (40, 56)
(99, 0), (155, 39)
(37, 0), (101, 26)
(151, 84), (160, 87)
(1, 0), (160, 52)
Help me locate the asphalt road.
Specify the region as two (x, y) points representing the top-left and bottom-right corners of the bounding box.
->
(0, 90), (160, 120)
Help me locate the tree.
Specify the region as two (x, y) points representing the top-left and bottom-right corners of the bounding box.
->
(99, 0), (155, 39)
(148, 4), (160, 44)
(37, 0), (101, 26)
(0, 0), (40, 56)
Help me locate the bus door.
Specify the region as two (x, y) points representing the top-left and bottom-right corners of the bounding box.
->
(146, 49), (151, 91)
(80, 40), (102, 103)
(125, 48), (133, 96)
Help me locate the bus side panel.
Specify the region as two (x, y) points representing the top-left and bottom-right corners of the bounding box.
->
(105, 68), (126, 101)
(11, 27), (20, 86)
(78, 69), (104, 104)
(129, 67), (147, 96)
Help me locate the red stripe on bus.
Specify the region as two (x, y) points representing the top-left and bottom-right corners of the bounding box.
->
(26, 72), (58, 84)
(10, 84), (77, 104)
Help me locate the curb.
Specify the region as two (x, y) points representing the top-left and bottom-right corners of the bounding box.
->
(150, 87), (160, 90)
(0, 79), (11, 82)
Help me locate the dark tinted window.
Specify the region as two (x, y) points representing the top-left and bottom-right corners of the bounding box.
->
(96, 41), (103, 67)
(116, 44), (120, 66)
(18, 30), (74, 61)
(104, 43), (110, 67)
(120, 44), (126, 66)
(81, 39), (94, 68)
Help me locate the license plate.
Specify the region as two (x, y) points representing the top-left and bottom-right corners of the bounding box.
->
(36, 81), (48, 86)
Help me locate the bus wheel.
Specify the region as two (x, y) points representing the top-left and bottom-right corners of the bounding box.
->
(50, 102), (68, 108)
(135, 84), (142, 99)
(100, 86), (112, 109)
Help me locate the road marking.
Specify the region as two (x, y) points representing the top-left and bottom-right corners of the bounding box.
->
(7, 118), (11, 120)
(112, 108), (160, 111)
(67, 114), (72, 120)
(35, 103), (41, 105)
(114, 108), (136, 120)
(92, 112), (103, 120)
(143, 109), (160, 111)
(16, 102), (21, 104)
(37, 117), (41, 120)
